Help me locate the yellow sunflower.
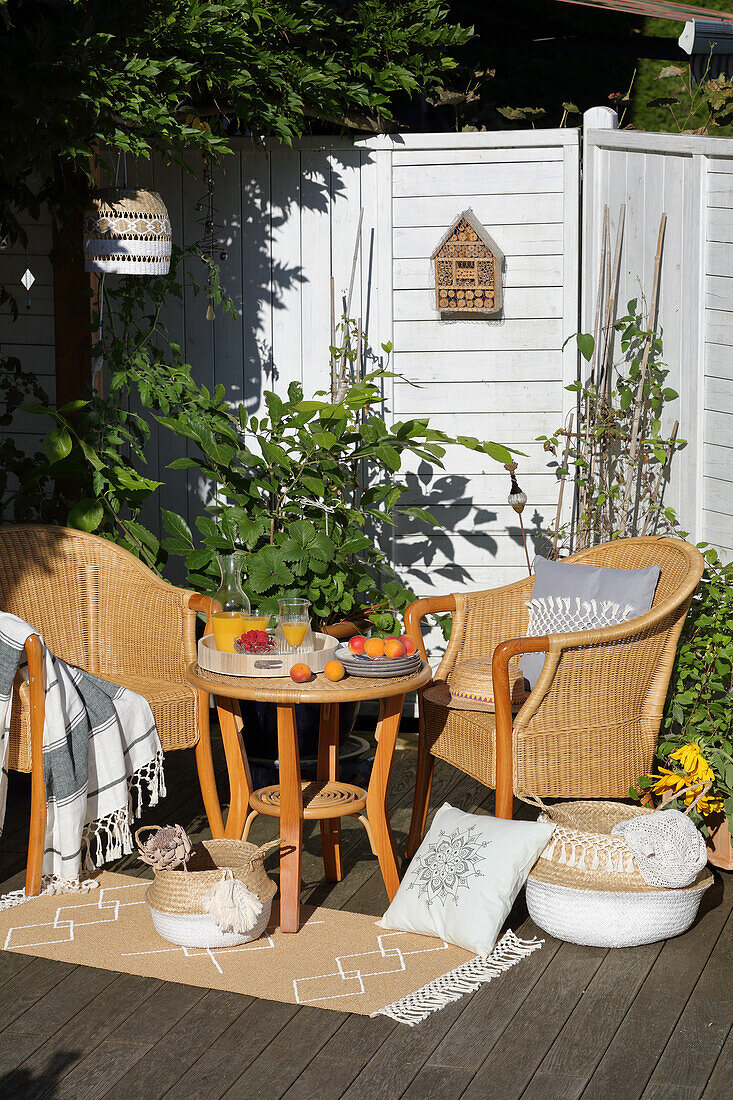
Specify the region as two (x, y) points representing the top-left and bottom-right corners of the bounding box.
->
(650, 743), (722, 815)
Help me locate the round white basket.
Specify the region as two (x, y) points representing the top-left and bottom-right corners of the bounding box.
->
(526, 863), (712, 948)
(149, 897), (272, 949)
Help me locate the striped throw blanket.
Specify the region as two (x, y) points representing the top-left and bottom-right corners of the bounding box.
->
(0, 612), (165, 886)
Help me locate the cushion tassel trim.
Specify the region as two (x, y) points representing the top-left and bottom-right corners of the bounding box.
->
(372, 930), (543, 1026)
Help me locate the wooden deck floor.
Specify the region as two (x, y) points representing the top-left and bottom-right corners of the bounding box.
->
(0, 723), (731, 1100)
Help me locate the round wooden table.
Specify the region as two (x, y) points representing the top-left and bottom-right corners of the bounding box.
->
(185, 661), (432, 932)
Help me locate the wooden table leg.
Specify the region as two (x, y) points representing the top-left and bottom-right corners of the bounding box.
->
(318, 702), (341, 881)
(277, 704), (303, 932)
(366, 693), (405, 902)
(215, 695), (252, 840)
(195, 690), (225, 838)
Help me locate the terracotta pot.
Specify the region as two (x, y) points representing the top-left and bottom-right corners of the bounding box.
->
(706, 815), (733, 871)
(322, 620), (361, 641)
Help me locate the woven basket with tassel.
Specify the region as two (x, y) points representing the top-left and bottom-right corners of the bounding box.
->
(137, 828), (280, 949)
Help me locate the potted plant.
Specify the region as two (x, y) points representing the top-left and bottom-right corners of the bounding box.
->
(157, 329), (513, 778)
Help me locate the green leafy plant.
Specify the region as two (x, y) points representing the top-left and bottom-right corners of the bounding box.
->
(540, 297), (732, 839)
(540, 298), (684, 552)
(635, 548), (733, 838)
(156, 329), (513, 630)
(20, 244), (234, 567)
(0, 0), (472, 257)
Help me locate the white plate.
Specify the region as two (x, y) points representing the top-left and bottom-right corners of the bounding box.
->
(335, 644), (422, 678)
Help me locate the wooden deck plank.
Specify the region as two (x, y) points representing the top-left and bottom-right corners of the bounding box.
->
(161, 999), (301, 1099)
(640, 905), (733, 1097)
(8, 973), (162, 1100)
(458, 941), (608, 1100)
(700, 1025), (733, 1098)
(50, 982), (211, 1100)
(535, 940), (664, 1080)
(97, 990), (254, 1098)
(584, 874), (733, 1099)
(219, 1005), (348, 1100)
(0, 734), (731, 1100)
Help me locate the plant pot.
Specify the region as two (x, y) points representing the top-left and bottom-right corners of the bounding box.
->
(239, 698), (364, 789)
(706, 814), (733, 871)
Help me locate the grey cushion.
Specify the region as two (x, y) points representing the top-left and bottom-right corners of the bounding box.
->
(520, 555), (661, 689)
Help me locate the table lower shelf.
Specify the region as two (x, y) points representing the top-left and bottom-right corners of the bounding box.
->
(248, 779), (368, 820)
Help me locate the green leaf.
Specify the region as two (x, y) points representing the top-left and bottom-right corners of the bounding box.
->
(167, 457), (200, 470)
(67, 498), (104, 532)
(576, 333), (595, 362)
(162, 509), (194, 547)
(43, 426), (72, 464)
(248, 546), (294, 593)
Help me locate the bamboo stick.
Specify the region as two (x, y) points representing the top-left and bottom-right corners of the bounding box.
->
(579, 210), (609, 548)
(581, 210), (609, 548)
(553, 412), (574, 557)
(619, 212), (667, 535)
(600, 205), (626, 401)
(641, 419), (678, 536)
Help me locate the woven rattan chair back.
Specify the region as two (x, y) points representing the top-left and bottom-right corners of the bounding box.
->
(0, 525), (196, 679)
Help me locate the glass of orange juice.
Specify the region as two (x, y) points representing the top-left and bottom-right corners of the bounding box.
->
(240, 608), (272, 632)
(212, 610), (247, 653)
(276, 598), (312, 652)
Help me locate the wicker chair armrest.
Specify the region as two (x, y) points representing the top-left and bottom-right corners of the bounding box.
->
(404, 595), (456, 662)
(188, 592), (221, 638)
(491, 635), (550, 818)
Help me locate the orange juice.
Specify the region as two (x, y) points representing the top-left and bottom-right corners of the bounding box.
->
(240, 614), (271, 632)
(212, 611), (245, 652)
(281, 621), (308, 647)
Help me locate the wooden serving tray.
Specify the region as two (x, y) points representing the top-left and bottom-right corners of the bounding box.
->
(198, 632), (339, 678)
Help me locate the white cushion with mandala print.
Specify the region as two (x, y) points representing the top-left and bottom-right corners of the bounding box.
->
(379, 804), (555, 956)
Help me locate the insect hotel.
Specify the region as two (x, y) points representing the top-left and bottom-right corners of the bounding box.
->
(431, 208), (504, 317)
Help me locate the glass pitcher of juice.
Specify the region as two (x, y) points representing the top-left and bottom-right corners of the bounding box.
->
(211, 552), (250, 652)
(275, 598), (313, 653)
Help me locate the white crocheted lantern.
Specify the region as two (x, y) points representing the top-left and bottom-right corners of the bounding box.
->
(84, 188), (172, 275)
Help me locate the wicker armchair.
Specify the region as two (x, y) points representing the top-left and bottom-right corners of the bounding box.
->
(405, 536), (704, 859)
(0, 525), (232, 896)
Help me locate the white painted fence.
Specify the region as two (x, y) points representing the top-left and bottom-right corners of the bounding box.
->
(583, 112), (733, 560)
(137, 130), (581, 597)
(2, 114), (732, 590)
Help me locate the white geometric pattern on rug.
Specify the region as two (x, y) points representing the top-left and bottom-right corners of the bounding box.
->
(3, 880), (146, 950)
(293, 931), (451, 1005)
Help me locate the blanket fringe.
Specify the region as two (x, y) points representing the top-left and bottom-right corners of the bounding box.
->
(372, 930), (543, 1026)
(0, 876), (99, 912)
(82, 751), (166, 871)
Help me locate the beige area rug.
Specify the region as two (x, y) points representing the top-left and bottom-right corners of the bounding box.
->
(0, 873), (542, 1025)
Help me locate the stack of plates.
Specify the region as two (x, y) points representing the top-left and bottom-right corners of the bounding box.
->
(335, 643), (422, 679)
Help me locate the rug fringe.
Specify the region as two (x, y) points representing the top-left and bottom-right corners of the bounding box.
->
(372, 930), (543, 1026)
(0, 876), (99, 912)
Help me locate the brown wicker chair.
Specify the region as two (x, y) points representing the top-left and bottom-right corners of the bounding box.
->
(0, 525), (237, 897)
(405, 536), (705, 859)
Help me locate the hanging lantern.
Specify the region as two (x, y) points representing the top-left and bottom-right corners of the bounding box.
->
(84, 188), (172, 275)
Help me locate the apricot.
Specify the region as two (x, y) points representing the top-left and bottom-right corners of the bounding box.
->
(289, 662), (312, 683)
(400, 635), (417, 656)
(364, 637), (385, 658)
(348, 635), (366, 655)
(324, 660), (345, 682)
(383, 635), (399, 644)
(384, 639), (406, 660)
